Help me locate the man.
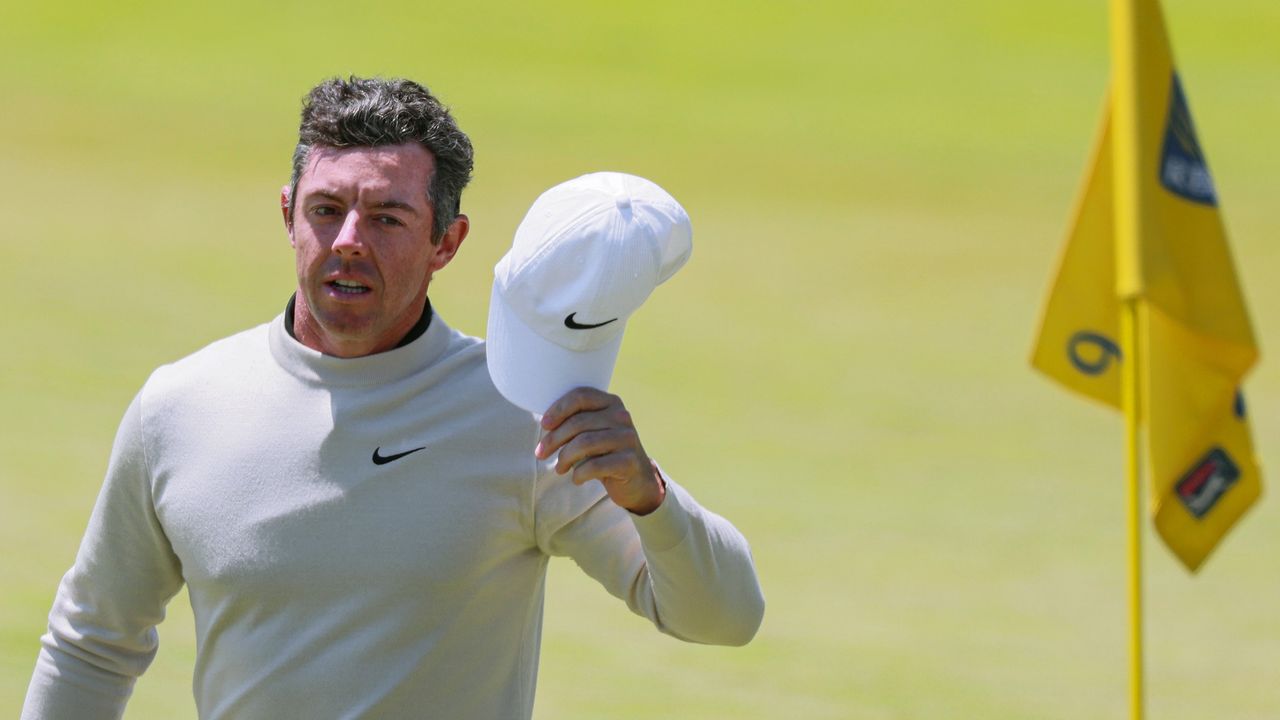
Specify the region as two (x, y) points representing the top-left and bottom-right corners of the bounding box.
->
(22, 77), (763, 719)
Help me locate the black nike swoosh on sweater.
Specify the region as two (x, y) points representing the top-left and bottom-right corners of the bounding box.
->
(371, 446), (426, 465)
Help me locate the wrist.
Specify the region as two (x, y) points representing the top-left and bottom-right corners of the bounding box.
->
(628, 460), (667, 516)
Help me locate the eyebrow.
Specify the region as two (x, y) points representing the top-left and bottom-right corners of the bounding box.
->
(372, 200), (421, 215)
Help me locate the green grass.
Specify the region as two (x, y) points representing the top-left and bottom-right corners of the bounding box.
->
(2, 1), (1278, 717)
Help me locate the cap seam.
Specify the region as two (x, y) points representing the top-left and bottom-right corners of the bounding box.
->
(503, 201), (621, 279)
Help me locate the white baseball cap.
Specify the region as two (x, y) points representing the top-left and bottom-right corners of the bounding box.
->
(486, 172), (693, 414)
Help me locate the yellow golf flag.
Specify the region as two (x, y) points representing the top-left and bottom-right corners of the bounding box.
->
(1032, 0), (1260, 571)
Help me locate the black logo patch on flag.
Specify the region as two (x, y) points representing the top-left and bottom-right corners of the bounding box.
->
(1177, 447), (1239, 519)
(1159, 74), (1217, 206)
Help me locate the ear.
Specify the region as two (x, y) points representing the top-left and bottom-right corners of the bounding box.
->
(280, 185), (295, 247)
(428, 214), (469, 273)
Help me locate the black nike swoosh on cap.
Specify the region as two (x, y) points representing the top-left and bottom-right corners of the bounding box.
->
(372, 446), (426, 465)
(564, 313), (618, 330)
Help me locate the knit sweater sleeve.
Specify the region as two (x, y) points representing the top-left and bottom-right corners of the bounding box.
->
(534, 463), (764, 646)
(22, 391), (186, 720)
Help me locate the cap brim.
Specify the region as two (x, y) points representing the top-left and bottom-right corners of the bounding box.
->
(485, 283), (624, 415)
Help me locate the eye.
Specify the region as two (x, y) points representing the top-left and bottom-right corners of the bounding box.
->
(311, 205), (339, 217)
(375, 215), (405, 227)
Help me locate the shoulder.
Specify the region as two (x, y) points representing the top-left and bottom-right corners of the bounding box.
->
(432, 323), (540, 430)
(436, 321), (487, 368)
(150, 321), (271, 382)
(138, 321), (274, 411)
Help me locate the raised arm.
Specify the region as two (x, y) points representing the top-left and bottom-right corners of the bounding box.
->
(533, 388), (764, 645)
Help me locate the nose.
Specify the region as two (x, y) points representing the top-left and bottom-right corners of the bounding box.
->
(332, 211), (366, 256)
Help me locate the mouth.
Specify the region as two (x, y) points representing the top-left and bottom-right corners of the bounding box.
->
(326, 279), (371, 295)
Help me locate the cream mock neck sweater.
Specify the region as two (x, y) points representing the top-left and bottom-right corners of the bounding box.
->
(22, 309), (763, 719)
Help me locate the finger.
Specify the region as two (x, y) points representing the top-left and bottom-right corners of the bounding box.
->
(537, 407), (616, 460)
(569, 451), (644, 487)
(573, 453), (664, 515)
(537, 394), (634, 460)
(553, 427), (639, 475)
(540, 387), (617, 432)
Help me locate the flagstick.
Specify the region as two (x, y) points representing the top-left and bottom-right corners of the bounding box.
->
(1109, 0), (1145, 717)
(1120, 298), (1144, 720)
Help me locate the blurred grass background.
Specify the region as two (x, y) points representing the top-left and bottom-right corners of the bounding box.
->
(1, 1), (1277, 717)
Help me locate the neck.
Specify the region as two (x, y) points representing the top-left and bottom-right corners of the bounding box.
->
(285, 294), (433, 357)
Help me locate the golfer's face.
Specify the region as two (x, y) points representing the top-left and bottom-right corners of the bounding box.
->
(288, 143), (451, 355)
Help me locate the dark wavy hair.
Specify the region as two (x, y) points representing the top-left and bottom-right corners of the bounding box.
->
(287, 76), (474, 242)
